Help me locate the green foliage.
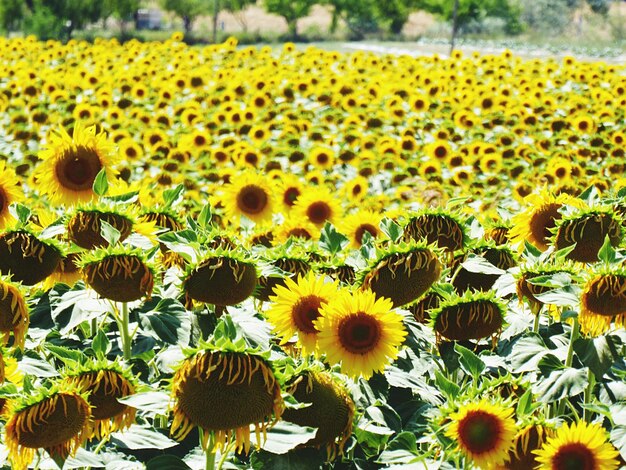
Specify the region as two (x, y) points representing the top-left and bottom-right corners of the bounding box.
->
(0, 0), (26, 31)
(160, 0), (209, 33)
(264, 0), (317, 38)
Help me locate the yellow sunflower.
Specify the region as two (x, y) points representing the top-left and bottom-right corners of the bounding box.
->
(0, 161), (22, 228)
(36, 122), (119, 206)
(265, 272), (339, 355)
(446, 399), (517, 469)
(340, 210), (383, 248)
(314, 289), (407, 379)
(509, 189), (586, 251)
(221, 172), (275, 225)
(292, 190), (342, 228)
(533, 421), (619, 470)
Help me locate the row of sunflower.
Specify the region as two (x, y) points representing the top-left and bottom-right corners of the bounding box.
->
(0, 35), (623, 469)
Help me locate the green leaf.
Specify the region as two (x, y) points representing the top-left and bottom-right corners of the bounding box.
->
(516, 387), (540, 418)
(116, 391), (170, 415)
(610, 425), (626, 461)
(523, 240), (543, 258)
(110, 424), (178, 450)
(380, 217), (403, 243)
(574, 335), (622, 379)
(598, 235), (617, 264)
(93, 168), (109, 196)
(197, 204), (212, 228)
(138, 298), (191, 345)
(64, 448), (104, 469)
(434, 370), (460, 399)
(509, 333), (550, 373)
(260, 421), (318, 454)
(534, 360), (589, 402)
(92, 329), (111, 358)
(250, 448), (324, 470)
(19, 356), (59, 378)
(147, 456), (191, 470)
(454, 343), (485, 379)
(100, 219), (121, 246)
(163, 184), (185, 208)
(532, 286), (580, 307)
(319, 223), (349, 255)
(461, 254), (505, 275)
(377, 432), (418, 465)
(9, 202), (31, 225)
(46, 344), (86, 365)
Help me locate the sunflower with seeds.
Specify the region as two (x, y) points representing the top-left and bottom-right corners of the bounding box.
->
(0, 161), (22, 229)
(221, 171), (276, 225)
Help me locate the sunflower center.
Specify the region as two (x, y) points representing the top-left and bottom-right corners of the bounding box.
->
(0, 188), (6, 214)
(237, 185), (268, 215)
(283, 187), (300, 206)
(529, 203), (561, 249)
(292, 295), (323, 334)
(457, 410), (502, 455)
(56, 145), (103, 191)
(552, 443), (596, 470)
(307, 201), (332, 225)
(355, 224), (378, 245)
(338, 312), (381, 354)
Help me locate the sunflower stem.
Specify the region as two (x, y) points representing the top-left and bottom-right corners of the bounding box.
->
(531, 305), (541, 333)
(583, 369), (596, 423)
(556, 317), (579, 417)
(120, 302), (132, 361)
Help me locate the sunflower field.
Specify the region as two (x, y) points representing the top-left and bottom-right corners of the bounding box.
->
(0, 33), (625, 470)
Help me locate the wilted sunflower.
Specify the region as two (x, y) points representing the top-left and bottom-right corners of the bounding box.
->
(0, 276), (28, 349)
(79, 246), (155, 303)
(314, 289), (407, 379)
(282, 370), (355, 460)
(36, 123), (119, 206)
(446, 399), (516, 469)
(255, 249), (311, 302)
(183, 249), (257, 307)
(292, 190), (342, 228)
(221, 172), (275, 225)
(553, 209), (622, 263)
(4, 382), (91, 470)
(359, 243), (442, 307)
(44, 252), (83, 289)
(509, 190), (586, 251)
(170, 348), (283, 453)
(516, 264), (576, 314)
(403, 210), (465, 253)
(408, 287), (444, 324)
(452, 245), (517, 293)
(0, 229), (63, 285)
(64, 360), (136, 439)
(431, 291), (506, 343)
(497, 423), (552, 470)
(580, 269), (626, 336)
(533, 421), (619, 470)
(265, 273), (339, 355)
(0, 161), (22, 229)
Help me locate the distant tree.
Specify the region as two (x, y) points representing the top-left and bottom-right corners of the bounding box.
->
(160, 0), (209, 34)
(0, 0), (27, 31)
(22, 0), (105, 39)
(223, 0), (257, 33)
(264, 0), (317, 39)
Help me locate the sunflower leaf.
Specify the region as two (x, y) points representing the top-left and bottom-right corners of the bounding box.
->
(163, 184), (185, 208)
(93, 168), (109, 196)
(110, 424), (178, 450)
(260, 421), (318, 454)
(117, 391), (171, 415)
(380, 217), (403, 243)
(610, 425), (626, 461)
(376, 432), (419, 465)
(146, 455), (191, 470)
(9, 202), (31, 225)
(92, 328), (111, 358)
(534, 361), (589, 402)
(573, 335), (623, 379)
(434, 370), (460, 399)
(454, 343), (485, 379)
(100, 219), (121, 246)
(460, 254), (505, 275)
(319, 223), (349, 255)
(197, 204), (212, 229)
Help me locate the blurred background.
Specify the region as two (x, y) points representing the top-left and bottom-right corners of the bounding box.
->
(0, 0), (624, 57)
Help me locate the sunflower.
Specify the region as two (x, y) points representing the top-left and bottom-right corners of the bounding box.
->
(44, 252), (83, 290)
(276, 217), (320, 243)
(4, 382), (92, 470)
(277, 174), (304, 211)
(0, 161), (22, 229)
(314, 289), (407, 379)
(282, 370), (355, 460)
(170, 348), (283, 454)
(0, 276), (29, 350)
(533, 421), (619, 470)
(340, 210), (383, 248)
(580, 269), (626, 336)
(292, 190), (342, 228)
(0, 229), (63, 286)
(36, 122), (119, 206)
(221, 172), (275, 225)
(446, 399), (516, 469)
(265, 273), (339, 355)
(255, 251), (311, 302)
(403, 210), (465, 253)
(498, 423), (552, 470)
(64, 360), (136, 439)
(509, 189), (586, 251)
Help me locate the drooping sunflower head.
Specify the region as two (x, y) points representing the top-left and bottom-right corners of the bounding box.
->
(553, 208), (622, 263)
(292, 189), (343, 228)
(407, 286), (445, 324)
(78, 245), (155, 303)
(221, 171), (276, 225)
(509, 189), (587, 251)
(318, 261), (357, 286)
(170, 348), (283, 454)
(359, 242), (442, 307)
(445, 399), (517, 469)
(36, 122), (119, 206)
(431, 290), (506, 343)
(63, 359), (136, 440)
(314, 288), (407, 379)
(516, 263), (577, 312)
(0, 275), (29, 350)
(580, 267), (626, 336)
(4, 382), (92, 470)
(498, 422), (552, 470)
(44, 251), (83, 290)
(255, 246), (311, 302)
(483, 220), (512, 246)
(452, 244), (517, 294)
(0, 161), (22, 229)
(183, 248), (258, 307)
(340, 210), (384, 248)
(533, 421), (620, 470)
(0, 228), (64, 286)
(265, 272), (339, 355)
(282, 370), (355, 460)
(403, 209), (466, 253)
(66, 206), (134, 250)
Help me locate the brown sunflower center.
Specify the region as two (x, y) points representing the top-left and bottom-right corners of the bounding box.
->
(529, 203), (561, 249)
(338, 312), (381, 354)
(56, 145), (103, 191)
(307, 201), (332, 225)
(292, 295), (323, 334)
(355, 224), (378, 245)
(552, 443), (596, 470)
(283, 187), (300, 206)
(288, 228), (312, 239)
(0, 187), (7, 214)
(458, 410), (502, 455)
(237, 185), (268, 215)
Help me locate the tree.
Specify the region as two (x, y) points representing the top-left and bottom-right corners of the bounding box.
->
(160, 0), (209, 34)
(0, 0), (27, 31)
(22, 0), (106, 40)
(223, 0), (257, 33)
(264, 0), (317, 39)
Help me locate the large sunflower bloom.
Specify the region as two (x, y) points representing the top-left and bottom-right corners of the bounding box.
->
(314, 289), (407, 379)
(446, 399), (517, 469)
(265, 272), (339, 355)
(221, 172), (276, 225)
(533, 421), (620, 470)
(292, 190), (343, 228)
(0, 161), (22, 228)
(36, 123), (119, 206)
